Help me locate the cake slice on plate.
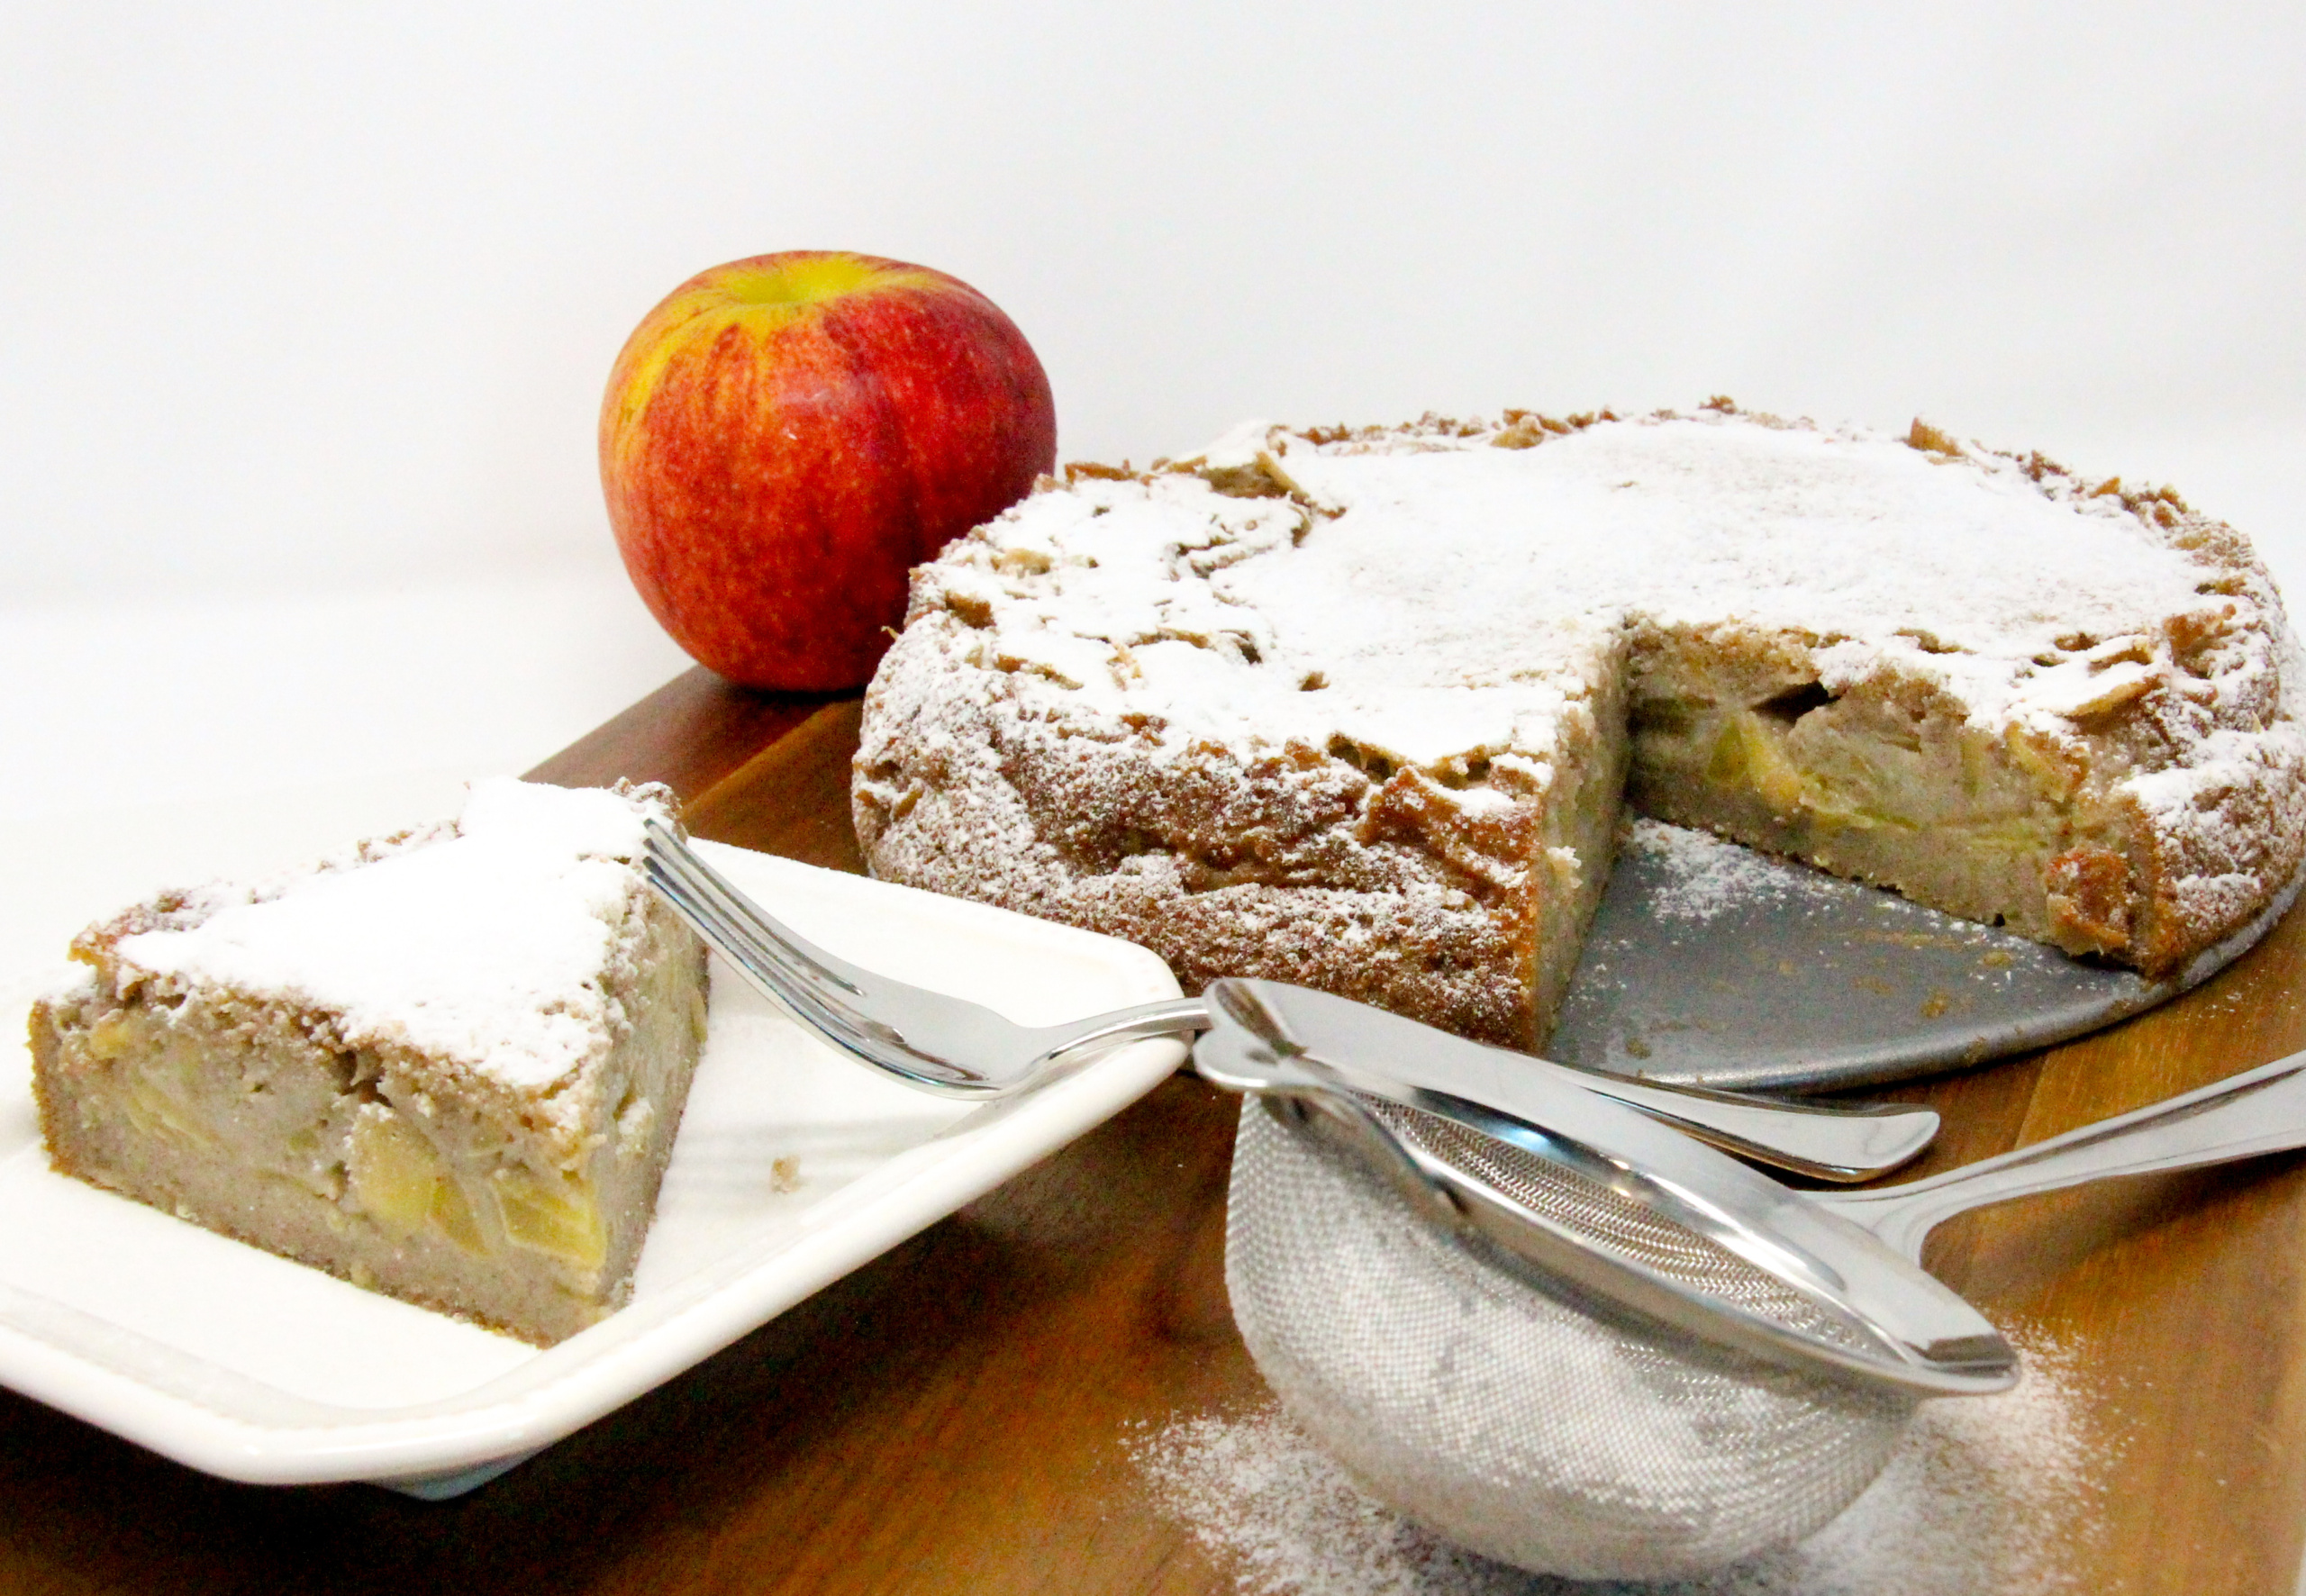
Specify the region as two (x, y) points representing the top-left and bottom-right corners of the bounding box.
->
(28, 779), (709, 1347)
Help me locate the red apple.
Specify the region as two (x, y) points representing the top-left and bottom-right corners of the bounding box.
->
(599, 251), (1058, 689)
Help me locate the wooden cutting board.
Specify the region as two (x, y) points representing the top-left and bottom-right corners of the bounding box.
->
(5, 666), (2306, 1594)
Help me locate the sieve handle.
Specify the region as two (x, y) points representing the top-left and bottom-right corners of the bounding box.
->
(1815, 1047), (2306, 1259)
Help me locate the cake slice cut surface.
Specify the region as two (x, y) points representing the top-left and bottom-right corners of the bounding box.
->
(29, 778), (710, 1347)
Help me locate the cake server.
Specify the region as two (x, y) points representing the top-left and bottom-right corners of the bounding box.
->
(640, 820), (1938, 1183)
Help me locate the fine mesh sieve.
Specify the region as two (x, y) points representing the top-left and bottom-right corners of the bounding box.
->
(1203, 976), (2306, 1579)
(1226, 1097), (1913, 1578)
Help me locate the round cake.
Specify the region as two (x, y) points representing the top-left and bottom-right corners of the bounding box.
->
(852, 403), (2306, 1051)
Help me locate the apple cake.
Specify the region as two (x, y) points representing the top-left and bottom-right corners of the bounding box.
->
(29, 779), (710, 1346)
(853, 403), (2306, 1051)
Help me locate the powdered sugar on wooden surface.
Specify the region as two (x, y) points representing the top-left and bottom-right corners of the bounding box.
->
(1131, 1328), (2119, 1596)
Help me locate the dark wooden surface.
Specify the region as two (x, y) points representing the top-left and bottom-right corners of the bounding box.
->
(5, 664), (2306, 1593)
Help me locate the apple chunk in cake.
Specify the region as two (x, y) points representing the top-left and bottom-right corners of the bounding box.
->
(854, 406), (2306, 1051)
(29, 779), (709, 1347)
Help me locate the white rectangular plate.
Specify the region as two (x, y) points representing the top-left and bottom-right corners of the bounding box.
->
(0, 785), (1185, 1495)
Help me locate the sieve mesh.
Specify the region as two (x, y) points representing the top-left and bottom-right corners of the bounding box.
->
(1224, 1097), (1917, 1581)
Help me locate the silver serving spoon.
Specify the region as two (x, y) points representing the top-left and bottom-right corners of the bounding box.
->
(1211, 974), (2306, 1395)
(641, 820), (1938, 1183)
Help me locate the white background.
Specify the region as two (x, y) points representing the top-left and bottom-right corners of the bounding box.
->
(4, 1), (2302, 821)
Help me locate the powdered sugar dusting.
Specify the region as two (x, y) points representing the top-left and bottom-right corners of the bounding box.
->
(1622, 819), (1844, 924)
(1258, 418), (2211, 739)
(930, 411), (2274, 770)
(105, 778), (662, 1088)
(1131, 1330), (2119, 1595)
(926, 467), (1600, 771)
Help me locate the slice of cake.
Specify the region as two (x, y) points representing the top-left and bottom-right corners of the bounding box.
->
(854, 404), (2306, 1051)
(29, 779), (710, 1346)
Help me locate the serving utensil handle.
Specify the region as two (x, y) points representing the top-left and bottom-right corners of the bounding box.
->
(1817, 1048), (2306, 1258)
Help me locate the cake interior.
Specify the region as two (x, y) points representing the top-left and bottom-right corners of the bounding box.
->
(1516, 655), (1630, 1040)
(1624, 630), (2135, 961)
